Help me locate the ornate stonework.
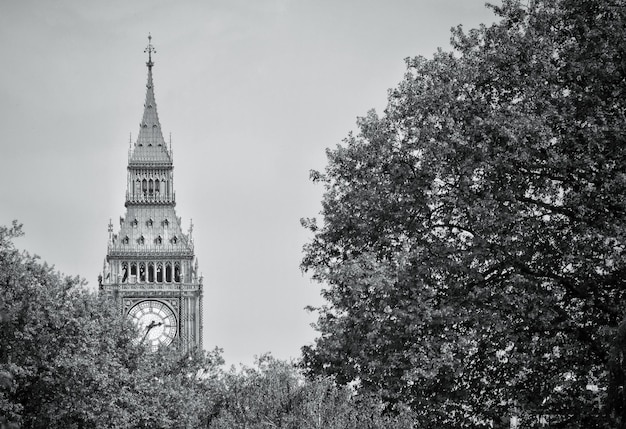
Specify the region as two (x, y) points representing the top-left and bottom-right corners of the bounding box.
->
(99, 36), (203, 353)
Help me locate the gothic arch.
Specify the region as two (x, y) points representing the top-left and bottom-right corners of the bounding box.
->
(165, 263), (172, 282)
(156, 263), (163, 282)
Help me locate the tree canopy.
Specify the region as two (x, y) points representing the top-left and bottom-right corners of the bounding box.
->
(0, 222), (408, 429)
(301, 0), (626, 426)
(0, 221), (223, 429)
(209, 354), (415, 429)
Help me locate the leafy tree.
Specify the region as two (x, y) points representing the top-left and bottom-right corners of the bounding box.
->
(123, 346), (224, 429)
(0, 221), (223, 428)
(207, 354), (415, 429)
(301, 0), (626, 426)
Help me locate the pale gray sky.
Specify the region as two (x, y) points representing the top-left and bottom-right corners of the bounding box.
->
(0, 0), (498, 366)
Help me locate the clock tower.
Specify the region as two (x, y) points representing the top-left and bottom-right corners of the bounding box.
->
(99, 36), (203, 353)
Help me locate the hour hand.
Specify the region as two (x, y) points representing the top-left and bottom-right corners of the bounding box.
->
(146, 320), (163, 332)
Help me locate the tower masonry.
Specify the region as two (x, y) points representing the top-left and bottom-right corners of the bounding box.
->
(99, 36), (203, 353)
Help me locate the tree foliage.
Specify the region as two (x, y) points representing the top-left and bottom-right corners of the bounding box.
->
(207, 354), (415, 429)
(0, 221), (414, 428)
(301, 0), (626, 426)
(0, 221), (223, 429)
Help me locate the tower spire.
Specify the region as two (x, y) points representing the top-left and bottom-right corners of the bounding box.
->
(130, 33), (170, 161)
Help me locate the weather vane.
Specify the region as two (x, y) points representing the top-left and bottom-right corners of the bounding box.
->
(144, 33), (156, 66)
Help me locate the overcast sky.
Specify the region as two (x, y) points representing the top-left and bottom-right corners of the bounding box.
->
(0, 0), (499, 366)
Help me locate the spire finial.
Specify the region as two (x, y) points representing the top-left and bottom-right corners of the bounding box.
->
(144, 33), (156, 68)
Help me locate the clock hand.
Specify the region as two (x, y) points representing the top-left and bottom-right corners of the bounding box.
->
(141, 320), (164, 343)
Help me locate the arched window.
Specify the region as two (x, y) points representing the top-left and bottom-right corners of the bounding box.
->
(156, 263), (163, 282)
(174, 263), (181, 282)
(131, 263), (137, 276)
(149, 179), (154, 196)
(165, 263), (172, 282)
(139, 263), (146, 282)
(148, 263), (154, 282)
(139, 235), (145, 245)
(142, 179), (147, 196)
(156, 235), (162, 244)
(155, 179), (160, 195)
(121, 262), (128, 283)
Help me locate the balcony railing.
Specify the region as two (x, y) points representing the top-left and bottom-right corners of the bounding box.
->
(126, 191), (176, 205)
(108, 242), (194, 255)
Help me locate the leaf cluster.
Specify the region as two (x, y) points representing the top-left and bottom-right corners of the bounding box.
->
(0, 221), (223, 429)
(207, 353), (416, 429)
(0, 222), (413, 429)
(302, 0), (626, 426)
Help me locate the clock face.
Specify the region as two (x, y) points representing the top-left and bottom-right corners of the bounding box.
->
(128, 300), (177, 350)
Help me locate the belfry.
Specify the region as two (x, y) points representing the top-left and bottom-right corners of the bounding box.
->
(99, 36), (203, 352)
